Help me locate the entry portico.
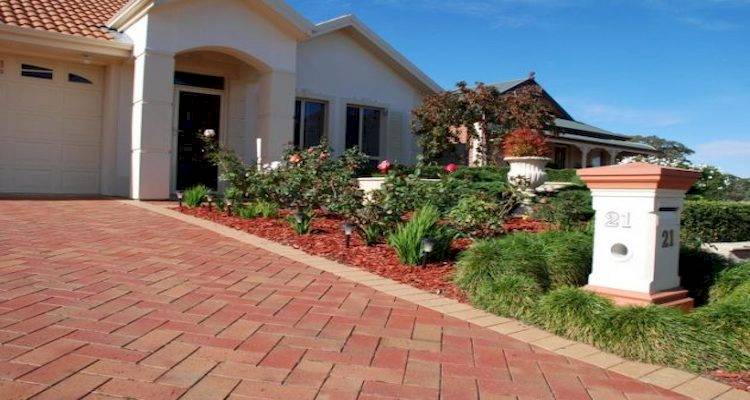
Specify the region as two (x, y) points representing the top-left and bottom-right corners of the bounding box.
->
(111, 0), (310, 199)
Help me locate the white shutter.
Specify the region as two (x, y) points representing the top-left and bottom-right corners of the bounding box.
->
(386, 110), (404, 163)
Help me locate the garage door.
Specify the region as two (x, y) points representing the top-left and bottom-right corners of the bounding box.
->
(0, 54), (103, 194)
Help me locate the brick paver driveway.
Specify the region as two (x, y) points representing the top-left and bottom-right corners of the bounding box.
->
(0, 200), (688, 400)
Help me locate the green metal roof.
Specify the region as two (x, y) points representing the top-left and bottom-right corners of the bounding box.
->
(488, 78), (530, 93)
(554, 118), (630, 139)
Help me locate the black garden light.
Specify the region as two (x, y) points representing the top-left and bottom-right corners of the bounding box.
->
(342, 221), (355, 248)
(206, 193), (214, 210)
(420, 237), (435, 267)
(225, 199), (233, 216)
(176, 191), (183, 209)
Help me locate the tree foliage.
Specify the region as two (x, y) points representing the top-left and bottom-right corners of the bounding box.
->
(630, 135), (694, 162)
(411, 81), (555, 165)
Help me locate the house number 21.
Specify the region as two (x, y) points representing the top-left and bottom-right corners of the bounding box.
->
(661, 229), (675, 248)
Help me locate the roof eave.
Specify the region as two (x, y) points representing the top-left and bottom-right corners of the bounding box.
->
(0, 23), (133, 58)
(312, 15), (442, 94)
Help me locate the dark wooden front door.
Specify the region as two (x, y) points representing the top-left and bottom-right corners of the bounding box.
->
(176, 91), (221, 191)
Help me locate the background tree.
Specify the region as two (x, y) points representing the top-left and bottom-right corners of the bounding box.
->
(412, 81), (555, 165)
(630, 135), (694, 162)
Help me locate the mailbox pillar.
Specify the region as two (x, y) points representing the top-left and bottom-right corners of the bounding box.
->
(577, 163), (700, 309)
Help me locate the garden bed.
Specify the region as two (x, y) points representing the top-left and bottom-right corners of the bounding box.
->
(177, 206), (548, 302)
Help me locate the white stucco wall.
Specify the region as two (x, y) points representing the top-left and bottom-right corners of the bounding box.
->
(296, 30), (427, 163)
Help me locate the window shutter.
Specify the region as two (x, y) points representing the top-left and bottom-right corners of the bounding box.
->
(386, 110), (404, 162)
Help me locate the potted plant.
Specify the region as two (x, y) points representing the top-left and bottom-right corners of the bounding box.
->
(502, 128), (552, 190)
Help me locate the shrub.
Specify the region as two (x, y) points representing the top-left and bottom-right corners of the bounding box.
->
(183, 185), (211, 208)
(709, 261), (750, 302)
(287, 210), (314, 235)
(472, 273), (542, 319)
(533, 189), (594, 230)
(235, 201), (278, 219)
(534, 288), (612, 343)
(690, 296), (750, 350)
(446, 194), (513, 237)
(546, 168), (583, 184)
(682, 201), (750, 244)
(388, 205), (456, 265)
(539, 231), (593, 289)
(501, 128), (551, 157)
(679, 246), (732, 306)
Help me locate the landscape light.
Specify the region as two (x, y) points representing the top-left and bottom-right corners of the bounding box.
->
(420, 237), (436, 267)
(342, 221), (355, 248)
(206, 194), (214, 210)
(176, 191), (183, 208)
(225, 199), (233, 216)
(293, 210), (305, 224)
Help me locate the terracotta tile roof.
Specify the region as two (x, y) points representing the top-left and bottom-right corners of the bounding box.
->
(0, 0), (130, 40)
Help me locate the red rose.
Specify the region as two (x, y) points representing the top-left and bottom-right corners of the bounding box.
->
(444, 163), (458, 173)
(288, 154), (302, 164)
(377, 160), (392, 174)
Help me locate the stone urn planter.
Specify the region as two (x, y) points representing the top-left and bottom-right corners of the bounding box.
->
(504, 156), (551, 190)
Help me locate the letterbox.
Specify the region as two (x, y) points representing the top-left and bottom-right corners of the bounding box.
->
(577, 163), (700, 309)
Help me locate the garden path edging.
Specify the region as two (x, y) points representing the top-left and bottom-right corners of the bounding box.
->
(121, 200), (748, 400)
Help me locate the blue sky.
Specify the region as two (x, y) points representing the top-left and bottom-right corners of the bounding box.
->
(288, 0), (750, 177)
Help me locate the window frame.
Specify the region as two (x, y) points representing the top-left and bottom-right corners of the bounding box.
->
(345, 104), (384, 159)
(293, 98), (328, 149)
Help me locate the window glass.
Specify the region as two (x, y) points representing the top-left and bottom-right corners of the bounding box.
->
(345, 106), (360, 149)
(362, 108), (381, 157)
(303, 101), (325, 147)
(293, 100), (301, 148)
(174, 71), (225, 90)
(21, 64), (53, 80)
(68, 73), (93, 84)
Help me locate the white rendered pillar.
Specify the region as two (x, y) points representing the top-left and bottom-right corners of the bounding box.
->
(130, 51), (175, 200)
(257, 70), (295, 162)
(578, 163), (700, 309)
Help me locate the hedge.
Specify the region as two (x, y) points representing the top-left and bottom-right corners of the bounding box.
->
(682, 201), (750, 244)
(455, 234), (750, 372)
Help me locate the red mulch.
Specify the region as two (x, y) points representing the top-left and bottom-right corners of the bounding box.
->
(712, 371), (750, 392)
(177, 206), (548, 302)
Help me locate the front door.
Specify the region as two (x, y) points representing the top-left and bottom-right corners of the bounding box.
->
(176, 91), (221, 191)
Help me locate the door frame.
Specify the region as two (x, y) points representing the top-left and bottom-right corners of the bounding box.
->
(170, 85), (227, 194)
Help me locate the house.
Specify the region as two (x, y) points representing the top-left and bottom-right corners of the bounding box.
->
(0, 0), (653, 199)
(485, 76), (657, 168)
(0, 0), (440, 199)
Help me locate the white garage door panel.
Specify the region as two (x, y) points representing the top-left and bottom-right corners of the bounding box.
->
(0, 54), (103, 194)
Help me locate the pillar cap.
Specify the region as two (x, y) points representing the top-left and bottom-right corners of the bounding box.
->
(577, 162), (701, 190)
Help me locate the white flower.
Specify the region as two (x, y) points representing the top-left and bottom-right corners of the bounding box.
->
(203, 129), (216, 138)
(263, 161), (281, 171)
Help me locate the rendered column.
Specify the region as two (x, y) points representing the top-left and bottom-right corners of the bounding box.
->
(257, 70), (295, 162)
(578, 163), (700, 309)
(130, 51), (175, 200)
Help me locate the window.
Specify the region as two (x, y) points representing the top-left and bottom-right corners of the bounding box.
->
(68, 73), (93, 84)
(345, 105), (382, 157)
(553, 147), (567, 168)
(174, 71), (225, 90)
(21, 64), (53, 80)
(293, 99), (326, 148)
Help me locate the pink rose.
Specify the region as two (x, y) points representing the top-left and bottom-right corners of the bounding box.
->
(377, 160), (392, 174)
(318, 152), (329, 161)
(444, 163), (458, 174)
(288, 154), (302, 164)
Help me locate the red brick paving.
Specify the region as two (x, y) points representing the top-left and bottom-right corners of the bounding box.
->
(0, 200), (689, 400)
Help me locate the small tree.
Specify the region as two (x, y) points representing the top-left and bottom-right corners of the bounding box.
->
(412, 81), (555, 165)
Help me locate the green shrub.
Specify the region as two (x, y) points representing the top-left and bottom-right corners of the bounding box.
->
(539, 231), (593, 289)
(287, 210), (314, 235)
(691, 296), (750, 350)
(534, 288), (613, 343)
(709, 261), (750, 302)
(388, 205), (456, 265)
(472, 273), (542, 319)
(183, 185), (211, 208)
(447, 194), (513, 237)
(546, 169), (583, 184)
(533, 189), (594, 230)
(679, 246), (732, 306)
(682, 201), (750, 244)
(235, 201), (278, 219)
